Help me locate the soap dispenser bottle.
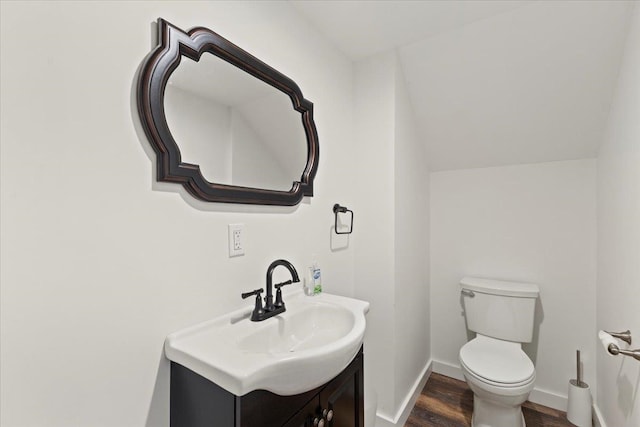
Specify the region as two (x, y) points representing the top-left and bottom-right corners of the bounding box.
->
(311, 258), (322, 295)
(304, 267), (314, 296)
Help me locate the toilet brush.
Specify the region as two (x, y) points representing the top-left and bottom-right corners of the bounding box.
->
(567, 350), (592, 426)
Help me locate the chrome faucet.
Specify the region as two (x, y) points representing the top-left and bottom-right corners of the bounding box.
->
(242, 259), (300, 322)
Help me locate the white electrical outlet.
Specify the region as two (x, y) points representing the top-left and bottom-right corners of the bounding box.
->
(228, 224), (244, 257)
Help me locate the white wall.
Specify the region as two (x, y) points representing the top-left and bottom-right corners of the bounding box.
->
(596, 4), (640, 427)
(430, 159), (597, 409)
(0, 2), (355, 426)
(398, 0), (632, 172)
(353, 51), (430, 426)
(393, 60), (430, 414)
(353, 51), (397, 420)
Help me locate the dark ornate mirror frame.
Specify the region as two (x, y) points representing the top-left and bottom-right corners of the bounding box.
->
(136, 19), (319, 205)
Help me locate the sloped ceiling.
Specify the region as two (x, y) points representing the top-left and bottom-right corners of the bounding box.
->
(290, 0), (635, 170)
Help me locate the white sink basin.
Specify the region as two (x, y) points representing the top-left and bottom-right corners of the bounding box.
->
(164, 291), (369, 396)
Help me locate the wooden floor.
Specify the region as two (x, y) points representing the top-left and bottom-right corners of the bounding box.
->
(405, 373), (575, 427)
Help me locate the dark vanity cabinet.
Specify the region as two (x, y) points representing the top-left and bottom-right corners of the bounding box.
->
(170, 347), (364, 427)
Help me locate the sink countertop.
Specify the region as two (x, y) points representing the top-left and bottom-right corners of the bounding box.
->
(164, 291), (370, 396)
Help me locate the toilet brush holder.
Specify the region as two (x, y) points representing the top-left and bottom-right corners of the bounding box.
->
(567, 350), (592, 427)
(567, 379), (591, 426)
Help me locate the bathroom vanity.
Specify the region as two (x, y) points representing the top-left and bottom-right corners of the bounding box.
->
(170, 347), (364, 427)
(164, 291), (370, 427)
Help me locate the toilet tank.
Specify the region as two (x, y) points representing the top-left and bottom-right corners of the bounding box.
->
(460, 277), (539, 343)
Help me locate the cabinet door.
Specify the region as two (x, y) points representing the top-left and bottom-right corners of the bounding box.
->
(239, 387), (320, 427)
(282, 396), (320, 427)
(170, 362), (235, 427)
(319, 352), (364, 427)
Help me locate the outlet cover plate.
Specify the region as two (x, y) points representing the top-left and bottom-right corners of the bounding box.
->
(228, 224), (244, 257)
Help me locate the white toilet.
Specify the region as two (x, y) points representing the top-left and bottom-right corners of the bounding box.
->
(459, 277), (539, 427)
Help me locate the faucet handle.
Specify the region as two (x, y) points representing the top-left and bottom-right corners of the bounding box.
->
(274, 280), (294, 289)
(242, 288), (265, 321)
(241, 288), (263, 299)
(273, 280), (295, 309)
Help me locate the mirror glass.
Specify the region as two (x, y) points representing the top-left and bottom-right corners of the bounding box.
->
(164, 53), (307, 191)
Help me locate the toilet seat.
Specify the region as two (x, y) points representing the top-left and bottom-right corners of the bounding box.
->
(459, 335), (535, 387)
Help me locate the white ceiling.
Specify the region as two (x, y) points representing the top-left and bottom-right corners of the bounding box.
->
(290, 0), (635, 171)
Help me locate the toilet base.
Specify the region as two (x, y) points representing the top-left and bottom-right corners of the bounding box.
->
(471, 395), (526, 427)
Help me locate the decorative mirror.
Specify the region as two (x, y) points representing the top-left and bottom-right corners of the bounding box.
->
(136, 19), (319, 205)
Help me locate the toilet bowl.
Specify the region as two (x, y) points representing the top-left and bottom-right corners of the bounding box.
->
(459, 335), (536, 427)
(459, 277), (540, 427)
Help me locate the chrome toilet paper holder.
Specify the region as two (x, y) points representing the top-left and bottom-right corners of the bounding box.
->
(604, 330), (640, 361)
(605, 329), (632, 345)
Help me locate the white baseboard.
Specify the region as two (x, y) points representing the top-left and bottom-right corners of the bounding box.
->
(430, 359), (568, 412)
(405, 359), (607, 427)
(592, 404), (606, 427)
(431, 359), (465, 381)
(374, 359), (432, 427)
(528, 387), (567, 412)
(374, 413), (395, 427)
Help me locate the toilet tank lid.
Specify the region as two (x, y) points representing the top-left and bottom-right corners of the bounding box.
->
(460, 277), (539, 298)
